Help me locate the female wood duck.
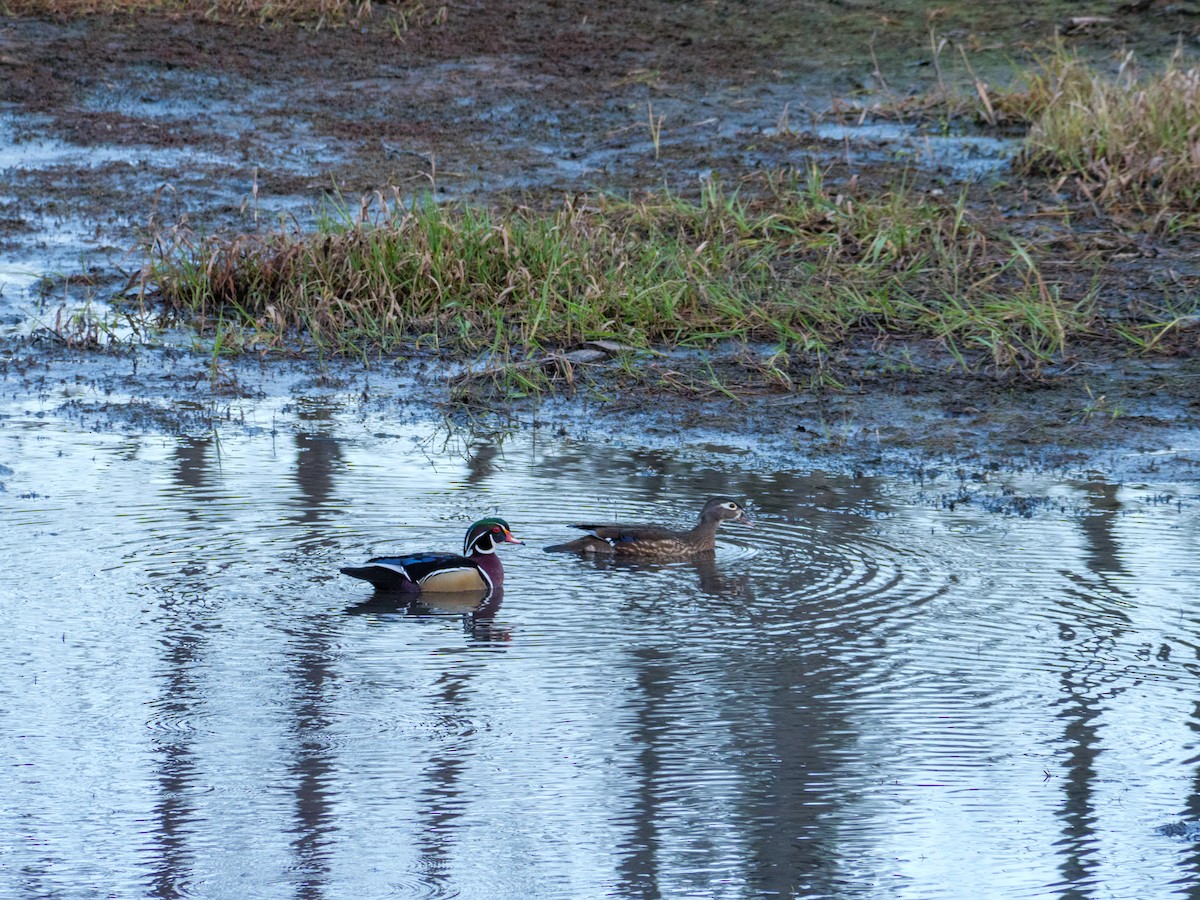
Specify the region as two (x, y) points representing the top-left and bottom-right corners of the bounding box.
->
(341, 517), (522, 592)
(543, 497), (752, 558)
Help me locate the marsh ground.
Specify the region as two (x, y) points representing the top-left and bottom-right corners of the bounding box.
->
(1, 0), (1199, 479)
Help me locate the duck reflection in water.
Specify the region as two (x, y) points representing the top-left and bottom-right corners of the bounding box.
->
(573, 553), (754, 601)
(344, 586), (510, 642)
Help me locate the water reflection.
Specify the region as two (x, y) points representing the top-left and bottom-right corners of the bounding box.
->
(560, 554), (754, 601)
(344, 587), (511, 648)
(415, 666), (475, 898)
(290, 398), (346, 540)
(173, 436), (213, 493)
(463, 438), (500, 485)
(284, 625), (338, 900)
(0, 411), (1198, 899)
(147, 432), (222, 899)
(146, 630), (204, 900)
(286, 400), (347, 899)
(1054, 481), (1132, 898)
(614, 646), (671, 900)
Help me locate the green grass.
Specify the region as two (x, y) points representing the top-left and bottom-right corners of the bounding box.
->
(142, 169), (1112, 381)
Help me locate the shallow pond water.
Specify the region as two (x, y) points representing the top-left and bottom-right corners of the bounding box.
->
(2, 393), (1199, 899)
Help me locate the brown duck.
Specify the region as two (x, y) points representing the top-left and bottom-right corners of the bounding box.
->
(543, 497), (753, 558)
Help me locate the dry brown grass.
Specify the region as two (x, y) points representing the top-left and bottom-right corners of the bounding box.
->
(859, 43), (1200, 218)
(0, 0), (426, 25)
(1019, 51), (1200, 218)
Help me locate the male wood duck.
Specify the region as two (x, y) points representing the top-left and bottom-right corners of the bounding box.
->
(543, 497), (752, 558)
(341, 517), (522, 592)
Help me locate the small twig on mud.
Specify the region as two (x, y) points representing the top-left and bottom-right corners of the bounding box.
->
(777, 103), (791, 135)
(869, 31), (888, 92)
(958, 46), (996, 126)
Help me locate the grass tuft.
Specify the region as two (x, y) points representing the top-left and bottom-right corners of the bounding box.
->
(861, 43), (1200, 216)
(1018, 50), (1200, 216)
(141, 171), (1117, 382)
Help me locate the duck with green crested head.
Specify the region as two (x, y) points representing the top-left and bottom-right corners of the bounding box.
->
(341, 517), (523, 592)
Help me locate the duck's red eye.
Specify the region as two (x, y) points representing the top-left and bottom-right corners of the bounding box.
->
(492, 526), (501, 532)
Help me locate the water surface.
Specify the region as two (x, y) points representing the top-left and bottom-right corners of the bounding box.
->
(1, 396), (1198, 899)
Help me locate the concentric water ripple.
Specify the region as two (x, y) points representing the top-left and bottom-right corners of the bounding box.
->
(2, 408), (1200, 899)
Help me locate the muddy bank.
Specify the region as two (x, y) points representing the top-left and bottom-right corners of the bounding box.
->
(5, 339), (1198, 484)
(2, 2), (1200, 481)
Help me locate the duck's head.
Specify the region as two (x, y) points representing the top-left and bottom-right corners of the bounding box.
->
(464, 517), (524, 555)
(700, 498), (753, 528)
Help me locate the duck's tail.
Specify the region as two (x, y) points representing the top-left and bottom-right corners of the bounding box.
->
(543, 536), (612, 554)
(340, 565), (420, 592)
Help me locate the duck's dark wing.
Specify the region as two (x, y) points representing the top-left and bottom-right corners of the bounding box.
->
(544, 522), (682, 554)
(577, 523), (676, 544)
(341, 552), (476, 591)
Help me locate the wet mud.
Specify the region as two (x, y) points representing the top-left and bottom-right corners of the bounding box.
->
(2, 1), (1200, 480)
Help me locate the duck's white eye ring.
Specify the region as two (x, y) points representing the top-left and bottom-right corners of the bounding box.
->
(723, 502), (737, 510)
